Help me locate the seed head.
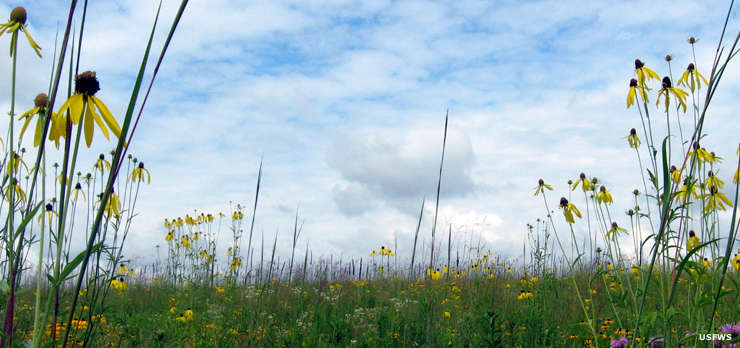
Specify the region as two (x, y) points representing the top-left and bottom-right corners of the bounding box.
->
(662, 76), (672, 88)
(634, 59), (644, 69)
(629, 78), (638, 87)
(10, 6), (26, 25)
(579, 173), (586, 179)
(75, 183), (82, 190)
(688, 37), (698, 44)
(708, 171), (714, 177)
(665, 54), (673, 62)
(630, 128), (637, 135)
(611, 222), (618, 229)
(686, 63), (695, 71)
(633, 189), (639, 196)
(99, 154), (105, 160)
(138, 162), (145, 169)
(75, 71), (100, 96)
(538, 179), (544, 185)
(34, 93), (49, 108)
(689, 230), (695, 237)
(559, 197), (569, 207)
(45, 203), (53, 211)
(627, 209), (634, 216)
(591, 177), (598, 184)
(600, 186), (606, 192)
(670, 165), (677, 172)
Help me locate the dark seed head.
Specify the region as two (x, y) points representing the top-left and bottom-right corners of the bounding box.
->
(75, 71), (100, 96)
(580, 173), (586, 179)
(688, 37), (698, 44)
(10, 7), (26, 25)
(45, 203), (53, 211)
(138, 162), (145, 169)
(634, 59), (644, 69)
(687, 63), (695, 71)
(99, 154), (105, 160)
(665, 54), (673, 62)
(34, 93), (49, 108)
(538, 179), (544, 185)
(633, 189), (640, 195)
(591, 177), (598, 184)
(689, 230), (695, 237)
(630, 128), (637, 135)
(75, 183), (82, 190)
(662, 76), (672, 88)
(560, 197), (569, 207)
(629, 78), (638, 87)
(567, 180), (573, 185)
(611, 222), (618, 228)
(708, 171), (714, 177)
(670, 165), (677, 172)
(627, 209), (634, 216)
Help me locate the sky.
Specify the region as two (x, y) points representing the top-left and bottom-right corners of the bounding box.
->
(1, 1), (739, 269)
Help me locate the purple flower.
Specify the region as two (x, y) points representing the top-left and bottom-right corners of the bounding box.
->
(649, 336), (664, 347)
(611, 336), (629, 348)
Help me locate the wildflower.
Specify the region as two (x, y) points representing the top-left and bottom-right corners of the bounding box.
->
(431, 268), (443, 280)
(56, 71), (122, 147)
(444, 311), (451, 318)
(517, 290), (534, 300)
(572, 173), (592, 192)
(677, 63), (709, 92)
(0, 7), (42, 57)
(670, 166), (681, 184)
(733, 253), (740, 271)
(610, 336), (629, 348)
(110, 277), (128, 291)
(18, 93), (64, 147)
(606, 222), (627, 240)
(3, 178), (26, 203)
(6, 151), (28, 176)
(103, 189), (122, 218)
(595, 186), (613, 204)
(117, 264), (129, 275)
(625, 128), (641, 148)
(626, 78), (648, 108)
(689, 143), (713, 167)
(676, 178), (699, 201)
(559, 197), (582, 223)
(37, 203), (57, 225)
(165, 231), (174, 242)
(232, 211), (244, 220)
(656, 76), (688, 113)
(184, 308), (194, 321)
(215, 286), (225, 293)
(702, 257), (712, 268)
(702, 186), (733, 212)
(687, 230), (701, 251)
(705, 171), (724, 191)
(634, 59), (661, 89)
(72, 183), (86, 201)
(174, 314), (187, 323)
(534, 179), (553, 196)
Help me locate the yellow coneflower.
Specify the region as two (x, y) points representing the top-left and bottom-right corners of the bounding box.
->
(702, 257), (712, 268)
(606, 222), (628, 240)
(56, 71), (122, 147)
(626, 78), (648, 108)
(572, 173), (592, 192)
(670, 166), (682, 185)
(656, 76), (689, 113)
(3, 178), (26, 203)
(110, 277), (128, 291)
(18, 93), (65, 147)
(6, 151), (28, 176)
(559, 197), (582, 224)
(690, 143), (713, 167)
(625, 128), (641, 148)
(232, 211), (244, 220)
(93, 154), (111, 174)
(732, 253), (739, 271)
(676, 178), (699, 201)
(534, 179), (553, 196)
(184, 308), (194, 321)
(0, 6), (42, 57)
(595, 186), (613, 204)
(165, 230), (174, 242)
(687, 231), (700, 252)
(702, 186), (732, 212)
(37, 203), (57, 225)
(72, 183), (87, 201)
(103, 190), (122, 218)
(181, 235), (191, 248)
(705, 171), (724, 191)
(677, 63), (709, 92)
(633, 59), (661, 89)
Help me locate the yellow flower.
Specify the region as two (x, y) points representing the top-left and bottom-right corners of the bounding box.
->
(181, 235), (191, 248)
(534, 179), (553, 196)
(687, 230), (701, 251)
(676, 179), (699, 202)
(444, 311), (451, 318)
(732, 253), (739, 271)
(560, 197), (582, 224)
(18, 93), (64, 147)
(670, 166), (682, 185)
(690, 144), (713, 168)
(595, 186), (613, 204)
(656, 76), (689, 113)
(110, 278), (128, 291)
(705, 171), (724, 191)
(56, 71), (122, 147)
(702, 186), (733, 212)
(572, 173), (592, 192)
(626, 78), (648, 108)
(633, 59), (661, 89)
(0, 7), (42, 57)
(626, 128), (641, 149)
(215, 286), (225, 293)
(103, 190), (122, 218)
(232, 211), (244, 220)
(165, 230), (174, 242)
(3, 178), (26, 203)
(702, 258), (712, 268)
(37, 203), (58, 225)
(184, 308), (194, 321)
(677, 63), (709, 92)
(6, 151), (29, 176)
(72, 183), (87, 201)
(606, 222), (628, 240)
(174, 314), (187, 323)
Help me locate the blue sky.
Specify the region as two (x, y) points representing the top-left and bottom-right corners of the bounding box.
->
(1, 1), (739, 267)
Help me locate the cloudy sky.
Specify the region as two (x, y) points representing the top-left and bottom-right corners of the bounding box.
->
(1, 1), (739, 268)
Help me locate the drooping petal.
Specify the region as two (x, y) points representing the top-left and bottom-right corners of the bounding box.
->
(91, 96), (121, 137)
(21, 24), (42, 58)
(33, 117), (44, 146)
(89, 107), (110, 140)
(84, 104), (95, 147)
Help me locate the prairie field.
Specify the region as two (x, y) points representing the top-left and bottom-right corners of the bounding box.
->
(1, 1), (740, 348)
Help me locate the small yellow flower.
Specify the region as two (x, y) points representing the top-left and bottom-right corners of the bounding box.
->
(626, 78), (648, 108)
(165, 230), (174, 242)
(595, 186), (613, 204)
(625, 128), (641, 149)
(656, 76), (689, 113)
(534, 179), (553, 196)
(572, 173), (592, 192)
(37, 203), (58, 225)
(677, 63), (709, 92)
(3, 178), (26, 203)
(687, 230), (701, 251)
(110, 278), (128, 291)
(184, 308), (194, 321)
(560, 197), (582, 224)
(702, 186), (733, 212)
(0, 7), (42, 57)
(606, 222), (628, 240)
(633, 59), (661, 89)
(103, 190), (122, 218)
(444, 311), (451, 318)
(18, 93), (64, 147)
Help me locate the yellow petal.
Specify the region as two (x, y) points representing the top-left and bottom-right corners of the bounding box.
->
(90, 107), (110, 140)
(84, 105), (95, 147)
(91, 96), (121, 137)
(33, 117), (44, 147)
(21, 25), (42, 58)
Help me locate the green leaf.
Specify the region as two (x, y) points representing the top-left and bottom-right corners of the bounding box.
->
(59, 242), (103, 282)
